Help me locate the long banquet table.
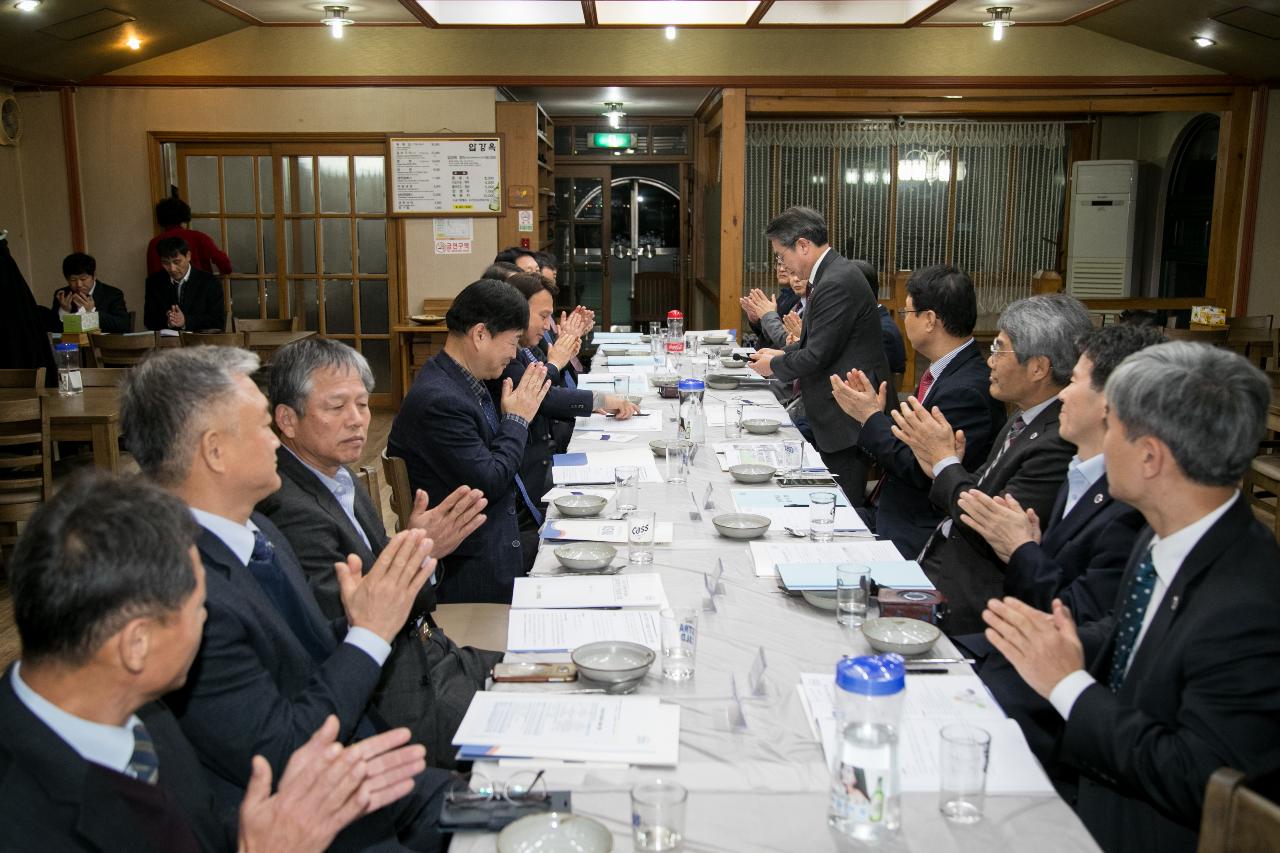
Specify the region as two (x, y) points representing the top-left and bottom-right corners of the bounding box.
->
(450, 360), (1102, 853)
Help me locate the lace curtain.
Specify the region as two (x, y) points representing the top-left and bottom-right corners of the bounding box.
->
(744, 120), (1067, 313)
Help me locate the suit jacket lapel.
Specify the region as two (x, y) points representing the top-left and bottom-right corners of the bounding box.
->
(438, 353), (495, 441)
(1043, 475), (1111, 552)
(980, 399), (1060, 483)
(276, 448), (380, 568)
(352, 477), (391, 554)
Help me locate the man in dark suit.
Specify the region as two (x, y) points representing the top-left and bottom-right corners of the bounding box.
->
(389, 278), (551, 603)
(121, 346), (453, 851)
(0, 471), (431, 853)
(983, 342), (1280, 853)
(50, 252), (131, 333)
(748, 206), (892, 506)
(144, 236), (227, 332)
(891, 293), (1093, 633)
(257, 336), (502, 767)
(830, 265), (1005, 556)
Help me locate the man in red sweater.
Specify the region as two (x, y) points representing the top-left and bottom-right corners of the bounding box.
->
(146, 195), (234, 276)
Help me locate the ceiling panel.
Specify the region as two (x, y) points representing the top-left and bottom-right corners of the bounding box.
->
(594, 1), (760, 25)
(761, 1), (940, 26)
(217, 0), (417, 24)
(925, 0), (1116, 25)
(504, 86), (715, 117)
(417, 0), (586, 25)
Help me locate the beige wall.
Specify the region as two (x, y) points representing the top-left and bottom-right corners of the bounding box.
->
(107, 25), (1218, 79)
(1097, 112), (1203, 168)
(2, 92), (73, 299)
(1247, 90), (1280, 318)
(33, 86), (498, 319)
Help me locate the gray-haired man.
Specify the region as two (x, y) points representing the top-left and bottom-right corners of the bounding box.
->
(256, 337), (503, 768)
(892, 293), (1093, 634)
(122, 346), (452, 852)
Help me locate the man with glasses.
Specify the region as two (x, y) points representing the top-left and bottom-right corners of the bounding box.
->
(890, 293), (1091, 634)
(748, 206), (891, 505)
(831, 265), (1005, 556)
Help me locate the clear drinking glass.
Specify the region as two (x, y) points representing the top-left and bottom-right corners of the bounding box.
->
(613, 375), (630, 396)
(836, 564), (869, 628)
(660, 607), (697, 680)
(724, 401), (744, 439)
(614, 465), (639, 513)
(627, 510), (656, 564)
(809, 492), (837, 542)
(939, 725), (991, 824)
(781, 439), (805, 476)
(631, 779), (688, 852)
(666, 444), (690, 484)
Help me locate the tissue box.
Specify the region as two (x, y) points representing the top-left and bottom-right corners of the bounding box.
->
(62, 311), (100, 333)
(1190, 306), (1226, 327)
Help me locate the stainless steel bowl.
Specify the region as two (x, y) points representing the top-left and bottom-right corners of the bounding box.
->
(650, 438), (694, 458)
(571, 640), (656, 684)
(552, 494), (608, 518)
(705, 374), (740, 390)
(729, 463), (776, 484)
(741, 418), (782, 435)
(720, 357), (745, 369)
(860, 617), (942, 655)
(702, 334), (728, 344)
(711, 512), (772, 540)
(553, 542), (618, 571)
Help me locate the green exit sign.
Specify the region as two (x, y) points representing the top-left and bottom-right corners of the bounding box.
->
(588, 132), (636, 149)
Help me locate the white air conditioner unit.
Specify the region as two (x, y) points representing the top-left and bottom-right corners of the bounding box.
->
(1065, 160), (1153, 299)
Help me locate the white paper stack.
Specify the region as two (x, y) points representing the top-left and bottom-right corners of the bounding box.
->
(540, 517), (674, 544)
(453, 693), (680, 765)
(551, 447), (662, 484)
(748, 540), (904, 578)
(511, 573), (668, 609)
(573, 412), (664, 432)
(506, 609), (661, 652)
(796, 673), (1053, 794)
(731, 488), (864, 532)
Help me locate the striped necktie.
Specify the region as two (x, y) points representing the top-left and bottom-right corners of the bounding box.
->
(126, 722), (160, 785)
(476, 387), (544, 525)
(1107, 548), (1158, 691)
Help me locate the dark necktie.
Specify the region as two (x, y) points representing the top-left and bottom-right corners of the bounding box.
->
(1107, 548), (1158, 691)
(126, 722), (160, 785)
(542, 331), (578, 387)
(977, 414), (1027, 487)
(246, 530), (331, 664)
(477, 387), (544, 525)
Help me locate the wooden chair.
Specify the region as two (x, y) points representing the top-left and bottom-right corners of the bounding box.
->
(234, 316), (299, 332)
(181, 331), (245, 347)
(1198, 767), (1280, 853)
(1226, 325), (1276, 367)
(381, 450), (413, 532)
(1228, 314), (1273, 330)
(1164, 327), (1230, 345)
(0, 397), (52, 555)
(90, 332), (157, 367)
(1244, 441), (1280, 540)
(78, 368), (131, 388)
(0, 369), (44, 389)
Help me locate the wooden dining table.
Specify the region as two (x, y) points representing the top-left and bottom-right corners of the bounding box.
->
(0, 387), (123, 473)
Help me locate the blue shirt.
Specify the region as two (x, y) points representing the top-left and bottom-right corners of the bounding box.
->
(11, 663), (139, 773)
(1062, 453), (1107, 519)
(284, 446), (372, 551)
(190, 507), (391, 667)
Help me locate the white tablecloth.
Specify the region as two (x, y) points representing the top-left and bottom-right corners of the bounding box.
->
(449, 373), (1101, 853)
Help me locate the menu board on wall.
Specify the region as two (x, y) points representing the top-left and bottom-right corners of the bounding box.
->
(387, 135), (504, 217)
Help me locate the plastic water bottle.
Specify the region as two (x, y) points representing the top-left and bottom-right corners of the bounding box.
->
(677, 378), (705, 444)
(828, 654), (905, 843)
(666, 310), (685, 363)
(54, 342), (84, 397)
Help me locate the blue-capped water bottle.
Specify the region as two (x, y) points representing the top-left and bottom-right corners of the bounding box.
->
(676, 378), (705, 444)
(828, 654), (905, 842)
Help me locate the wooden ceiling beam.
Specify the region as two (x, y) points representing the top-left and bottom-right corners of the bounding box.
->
(397, 0), (437, 27)
(747, 2), (774, 27)
(581, 1), (597, 27)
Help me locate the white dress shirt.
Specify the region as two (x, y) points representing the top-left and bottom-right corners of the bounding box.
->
(1048, 492), (1238, 719)
(915, 338), (975, 407)
(11, 662), (140, 773)
(1062, 453), (1107, 519)
(191, 507), (390, 666)
(807, 246), (832, 288)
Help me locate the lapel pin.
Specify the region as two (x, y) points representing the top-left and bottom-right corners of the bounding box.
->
(1093, 494), (1104, 504)
(1029, 432), (1039, 440)
(1170, 595), (1180, 612)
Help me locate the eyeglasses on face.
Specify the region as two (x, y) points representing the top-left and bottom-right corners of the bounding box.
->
(988, 341), (1017, 356)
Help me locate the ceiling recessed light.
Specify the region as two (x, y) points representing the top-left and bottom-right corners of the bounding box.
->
(14, 0), (41, 11)
(322, 4), (354, 39)
(126, 35), (141, 50)
(943, 95), (963, 100)
(983, 6), (1014, 41)
(665, 25), (676, 40)
(1191, 36), (1215, 47)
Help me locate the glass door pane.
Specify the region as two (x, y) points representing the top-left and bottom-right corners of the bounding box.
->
(557, 169), (611, 326)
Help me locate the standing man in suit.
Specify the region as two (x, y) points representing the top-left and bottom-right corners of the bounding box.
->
(982, 342), (1280, 853)
(50, 252), (131, 333)
(122, 346), (454, 851)
(257, 337), (501, 768)
(748, 206), (891, 505)
(144, 236), (227, 332)
(389, 278), (551, 603)
(830, 265), (1005, 556)
(892, 294), (1092, 633)
(0, 471), (433, 852)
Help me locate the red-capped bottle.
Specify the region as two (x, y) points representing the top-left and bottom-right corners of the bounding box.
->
(666, 309), (685, 356)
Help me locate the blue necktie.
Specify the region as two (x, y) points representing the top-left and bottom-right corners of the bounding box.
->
(477, 388), (544, 525)
(1107, 548), (1158, 692)
(126, 722), (160, 785)
(246, 530), (332, 664)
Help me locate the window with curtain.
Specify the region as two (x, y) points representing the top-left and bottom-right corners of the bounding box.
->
(744, 120), (1068, 313)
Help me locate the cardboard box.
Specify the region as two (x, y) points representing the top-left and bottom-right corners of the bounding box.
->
(1190, 306), (1226, 327)
(62, 311), (100, 333)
